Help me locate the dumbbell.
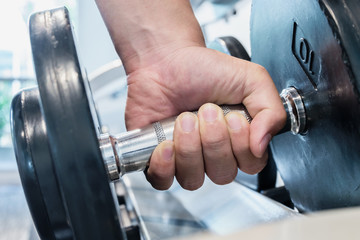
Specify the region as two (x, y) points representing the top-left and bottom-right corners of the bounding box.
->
(12, 0), (360, 238)
(11, 7), (307, 240)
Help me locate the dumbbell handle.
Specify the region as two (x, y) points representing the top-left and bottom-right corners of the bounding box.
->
(100, 87), (306, 181)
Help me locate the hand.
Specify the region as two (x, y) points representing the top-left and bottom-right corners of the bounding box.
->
(125, 45), (286, 190)
(96, 0), (286, 190)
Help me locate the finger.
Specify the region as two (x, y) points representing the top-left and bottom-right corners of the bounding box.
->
(225, 112), (267, 174)
(146, 140), (175, 190)
(241, 64), (287, 158)
(198, 103), (238, 185)
(174, 112), (204, 190)
(175, 53), (285, 158)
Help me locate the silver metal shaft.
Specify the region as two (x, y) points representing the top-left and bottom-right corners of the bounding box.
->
(100, 87), (306, 181)
(102, 105), (251, 181)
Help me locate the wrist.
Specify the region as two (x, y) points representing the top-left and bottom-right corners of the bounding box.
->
(96, 0), (205, 73)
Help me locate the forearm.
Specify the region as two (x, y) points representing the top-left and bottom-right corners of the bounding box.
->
(95, 0), (205, 73)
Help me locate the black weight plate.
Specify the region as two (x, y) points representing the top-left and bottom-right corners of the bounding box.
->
(11, 88), (72, 240)
(320, 1), (360, 93)
(251, 0), (360, 212)
(218, 36), (251, 61)
(29, 7), (125, 239)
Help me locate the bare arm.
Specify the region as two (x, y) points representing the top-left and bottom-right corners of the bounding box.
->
(96, 0), (204, 72)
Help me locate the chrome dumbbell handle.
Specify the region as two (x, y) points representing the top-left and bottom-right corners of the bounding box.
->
(101, 105), (252, 181)
(101, 87), (306, 181)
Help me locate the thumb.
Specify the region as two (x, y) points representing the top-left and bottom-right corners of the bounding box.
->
(184, 50), (286, 158)
(240, 64), (286, 158)
(188, 50), (286, 158)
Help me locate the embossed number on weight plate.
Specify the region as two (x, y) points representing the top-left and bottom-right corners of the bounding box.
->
(292, 22), (320, 90)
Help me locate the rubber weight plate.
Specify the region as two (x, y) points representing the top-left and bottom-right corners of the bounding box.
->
(11, 88), (72, 240)
(29, 7), (125, 239)
(251, 0), (360, 212)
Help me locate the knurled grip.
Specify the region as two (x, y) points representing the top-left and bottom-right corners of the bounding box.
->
(152, 104), (252, 145)
(106, 104), (253, 179)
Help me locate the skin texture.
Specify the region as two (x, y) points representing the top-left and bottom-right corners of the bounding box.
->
(96, 0), (286, 190)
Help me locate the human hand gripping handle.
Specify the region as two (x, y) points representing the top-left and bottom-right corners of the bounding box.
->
(96, 0), (287, 190)
(103, 88), (303, 185)
(122, 54), (287, 191)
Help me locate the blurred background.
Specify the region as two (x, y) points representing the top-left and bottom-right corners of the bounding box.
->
(0, 0), (251, 239)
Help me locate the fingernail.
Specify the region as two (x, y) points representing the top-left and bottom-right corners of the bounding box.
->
(162, 144), (174, 161)
(202, 104), (218, 123)
(180, 113), (196, 133)
(259, 134), (272, 157)
(226, 113), (243, 130)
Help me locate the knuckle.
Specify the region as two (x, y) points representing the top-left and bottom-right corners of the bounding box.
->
(254, 64), (269, 76)
(250, 64), (272, 83)
(232, 143), (250, 156)
(176, 142), (200, 159)
(202, 134), (228, 151)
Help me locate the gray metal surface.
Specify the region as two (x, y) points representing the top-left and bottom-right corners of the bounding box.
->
(122, 173), (299, 239)
(179, 207), (360, 240)
(123, 175), (206, 239)
(0, 180), (39, 240)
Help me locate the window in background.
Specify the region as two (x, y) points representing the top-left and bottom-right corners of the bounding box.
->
(0, 0), (77, 164)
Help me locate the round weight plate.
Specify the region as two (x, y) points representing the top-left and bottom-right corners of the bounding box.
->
(251, 0), (360, 212)
(218, 36), (251, 61)
(11, 88), (72, 240)
(29, 7), (125, 239)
